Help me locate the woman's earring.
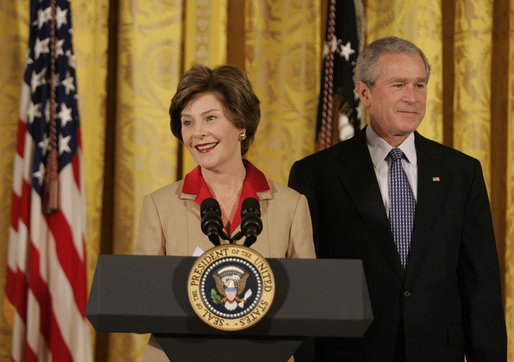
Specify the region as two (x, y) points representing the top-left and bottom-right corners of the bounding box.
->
(239, 132), (247, 141)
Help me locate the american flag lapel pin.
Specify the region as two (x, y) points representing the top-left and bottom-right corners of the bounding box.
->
(432, 176), (440, 182)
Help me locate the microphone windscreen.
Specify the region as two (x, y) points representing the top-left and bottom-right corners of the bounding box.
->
(201, 198), (221, 217)
(241, 197), (260, 217)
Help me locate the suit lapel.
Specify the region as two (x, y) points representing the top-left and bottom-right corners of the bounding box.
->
(406, 133), (446, 279)
(337, 131), (405, 281)
(180, 192), (218, 254)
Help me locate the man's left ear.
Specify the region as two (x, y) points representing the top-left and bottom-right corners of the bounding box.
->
(356, 81), (371, 107)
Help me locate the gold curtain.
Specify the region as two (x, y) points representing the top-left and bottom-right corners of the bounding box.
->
(102, 0), (185, 360)
(453, 0), (493, 185)
(181, 0), (228, 176)
(0, 0), (513, 361)
(244, 1), (320, 183)
(72, 0), (110, 357)
(506, 1), (514, 360)
(0, 1), (30, 358)
(365, 1), (443, 142)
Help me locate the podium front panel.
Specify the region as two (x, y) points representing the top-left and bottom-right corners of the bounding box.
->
(86, 255), (372, 338)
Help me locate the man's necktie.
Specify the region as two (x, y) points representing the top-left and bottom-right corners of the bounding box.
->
(389, 148), (416, 268)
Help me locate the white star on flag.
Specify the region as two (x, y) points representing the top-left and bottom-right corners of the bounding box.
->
(61, 71), (75, 94)
(59, 134), (72, 155)
(58, 103), (73, 127)
(33, 162), (45, 186)
(31, 68), (47, 92)
(339, 41), (355, 61)
(34, 37), (50, 60)
(66, 50), (76, 68)
(38, 135), (50, 156)
(56, 39), (65, 56)
(27, 101), (42, 124)
(34, 7), (51, 29)
(56, 7), (68, 29)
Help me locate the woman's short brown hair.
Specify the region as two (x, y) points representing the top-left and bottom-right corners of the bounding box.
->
(169, 64), (261, 155)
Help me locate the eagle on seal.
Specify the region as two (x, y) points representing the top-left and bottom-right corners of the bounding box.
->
(213, 273), (250, 310)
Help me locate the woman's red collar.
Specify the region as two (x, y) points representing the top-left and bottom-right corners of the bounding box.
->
(181, 160), (270, 235)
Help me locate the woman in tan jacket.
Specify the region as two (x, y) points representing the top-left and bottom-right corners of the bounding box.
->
(134, 64), (315, 361)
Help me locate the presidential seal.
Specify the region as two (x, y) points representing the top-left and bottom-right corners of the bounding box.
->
(187, 244), (275, 331)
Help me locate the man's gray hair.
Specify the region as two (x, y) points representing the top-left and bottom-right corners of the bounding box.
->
(354, 36), (431, 88)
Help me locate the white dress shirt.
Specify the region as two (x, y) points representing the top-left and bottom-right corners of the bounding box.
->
(365, 124), (418, 218)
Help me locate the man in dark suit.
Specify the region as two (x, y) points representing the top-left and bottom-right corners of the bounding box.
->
(289, 37), (506, 362)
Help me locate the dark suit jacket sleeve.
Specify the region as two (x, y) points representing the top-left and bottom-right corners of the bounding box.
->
(458, 159), (506, 361)
(288, 160), (320, 256)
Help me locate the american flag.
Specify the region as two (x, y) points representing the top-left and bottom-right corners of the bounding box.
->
(316, 0), (365, 150)
(4, 0), (92, 361)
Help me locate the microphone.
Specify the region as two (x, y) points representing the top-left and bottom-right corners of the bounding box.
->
(200, 198), (224, 246)
(240, 197), (262, 247)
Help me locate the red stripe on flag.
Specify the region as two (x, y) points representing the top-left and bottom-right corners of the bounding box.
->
(16, 119), (26, 157)
(46, 211), (87, 315)
(10, 179), (31, 233)
(28, 242), (74, 361)
(5, 265), (16, 304)
(71, 152), (80, 191)
(26, 345), (37, 362)
(5, 266), (28, 324)
(28, 242), (51, 349)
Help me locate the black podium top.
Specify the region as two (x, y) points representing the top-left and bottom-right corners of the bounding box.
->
(86, 255), (372, 338)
